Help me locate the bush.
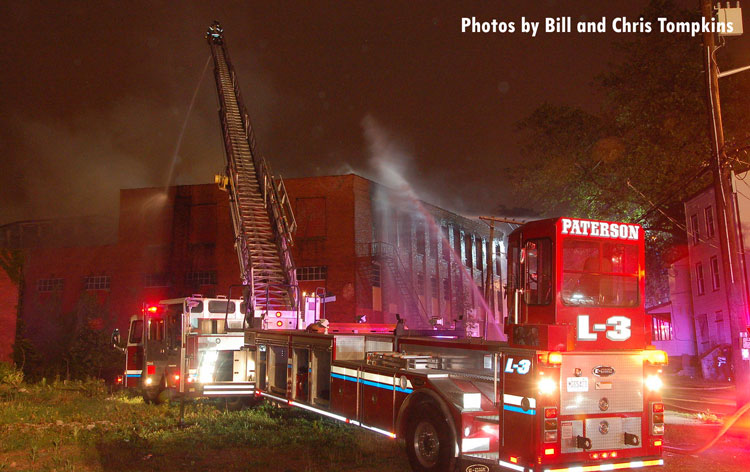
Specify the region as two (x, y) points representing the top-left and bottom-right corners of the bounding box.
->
(0, 362), (24, 386)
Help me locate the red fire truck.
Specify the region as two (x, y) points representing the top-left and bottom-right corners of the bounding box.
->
(244, 217), (666, 472)
(116, 295), (293, 403)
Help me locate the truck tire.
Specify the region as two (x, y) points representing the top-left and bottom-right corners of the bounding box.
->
(405, 403), (456, 472)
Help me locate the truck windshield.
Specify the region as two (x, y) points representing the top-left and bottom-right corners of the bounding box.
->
(561, 239), (639, 307)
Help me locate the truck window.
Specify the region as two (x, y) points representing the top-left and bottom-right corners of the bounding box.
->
(189, 301), (204, 313)
(208, 300), (236, 314)
(524, 239), (552, 305)
(507, 241), (520, 319)
(561, 239), (639, 307)
(129, 320), (144, 344)
(167, 307), (181, 350)
(149, 319), (164, 341)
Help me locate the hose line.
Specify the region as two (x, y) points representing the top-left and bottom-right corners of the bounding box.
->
(664, 402), (750, 454)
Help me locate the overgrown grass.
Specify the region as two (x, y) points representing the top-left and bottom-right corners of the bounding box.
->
(0, 376), (409, 471)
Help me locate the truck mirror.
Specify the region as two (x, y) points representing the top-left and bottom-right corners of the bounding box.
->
(111, 329), (121, 348)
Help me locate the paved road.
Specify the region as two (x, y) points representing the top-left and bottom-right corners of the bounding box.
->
(662, 379), (736, 416)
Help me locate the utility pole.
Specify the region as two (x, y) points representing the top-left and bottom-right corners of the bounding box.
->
(700, 0), (750, 407)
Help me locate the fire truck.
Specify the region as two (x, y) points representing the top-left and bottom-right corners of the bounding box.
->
(243, 217), (666, 472)
(114, 21), (304, 401)
(117, 295), (262, 402)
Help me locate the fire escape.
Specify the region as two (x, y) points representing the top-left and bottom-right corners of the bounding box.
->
(206, 22), (297, 313)
(357, 242), (430, 329)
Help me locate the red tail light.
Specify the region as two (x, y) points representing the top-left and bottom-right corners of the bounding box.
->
(544, 407), (558, 418)
(147, 364), (155, 375)
(276, 320), (283, 327)
(653, 402), (664, 413)
(276, 311), (282, 318)
(544, 448), (555, 456)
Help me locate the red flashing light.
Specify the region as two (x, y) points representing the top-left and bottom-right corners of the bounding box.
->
(537, 351), (563, 366)
(654, 440), (663, 447)
(146, 306), (158, 313)
(116, 375), (123, 384)
(544, 407), (558, 418)
(276, 320), (283, 327)
(611, 451), (617, 458)
(276, 311), (282, 318)
(510, 457), (519, 464)
(147, 364), (155, 375)
(544, 448), (555, 456)
(174, 374), (180, 381)
(548, 352), (563, 365)
(591, 453), (599, 459)
(653, 402), (664, 413)
(601, 452), (609, 459)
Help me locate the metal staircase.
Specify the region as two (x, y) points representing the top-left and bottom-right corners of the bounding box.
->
(356, 242), (430, 328)
(206, 22), (297, 313)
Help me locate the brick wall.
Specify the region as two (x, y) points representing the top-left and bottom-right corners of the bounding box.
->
(0, 269), (18, 363)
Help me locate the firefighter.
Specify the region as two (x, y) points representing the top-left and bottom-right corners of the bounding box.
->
(306, 318), (329, 334)
(394, 313), (406, 336)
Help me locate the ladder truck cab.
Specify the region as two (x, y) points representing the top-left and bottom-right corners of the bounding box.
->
(246, 217), (666, 472)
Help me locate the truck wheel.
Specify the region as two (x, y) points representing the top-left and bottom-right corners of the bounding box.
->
(405, 403), (456, 472)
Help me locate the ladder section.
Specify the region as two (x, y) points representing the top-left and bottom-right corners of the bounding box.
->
(206, 22), (297, 312)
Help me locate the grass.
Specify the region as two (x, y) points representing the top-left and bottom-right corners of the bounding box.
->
(0, 379), (409, 472)
(2, 368), (747, 472)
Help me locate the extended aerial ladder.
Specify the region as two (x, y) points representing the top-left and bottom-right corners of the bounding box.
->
(206, 22), (298, 321)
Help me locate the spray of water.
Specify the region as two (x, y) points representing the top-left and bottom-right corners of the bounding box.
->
(164, 54), (212, 191)
(362, 115), (505, 340)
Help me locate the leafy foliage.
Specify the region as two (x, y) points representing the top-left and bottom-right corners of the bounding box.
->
(19, 292), (123, 382)
(512, 0), (750, 304)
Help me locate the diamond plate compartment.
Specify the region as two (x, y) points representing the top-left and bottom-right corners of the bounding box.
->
(586, 417), (642, 451)
(560, 420), (584, 454)
(560, 353), (643, 415)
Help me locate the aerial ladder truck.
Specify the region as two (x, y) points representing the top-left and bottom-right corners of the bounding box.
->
(113, 21), (302, 403)
(245, 217), (667, 472)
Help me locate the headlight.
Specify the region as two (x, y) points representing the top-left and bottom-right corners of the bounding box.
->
(145, 377), (153, 386)
(539, 377), (557, 394)
(645, 375), (663, 391)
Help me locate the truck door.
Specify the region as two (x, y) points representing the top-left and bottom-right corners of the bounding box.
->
(125, 318), (144, 388)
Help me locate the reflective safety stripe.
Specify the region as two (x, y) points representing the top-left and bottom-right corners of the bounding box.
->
(331, 372), (413, 394)
(543, 459), (664, 472)
(261, 393), (397, 439)
(204, 390), (254, 395)
(503, 404), (536, 415)
(498, 460), (525, 472)
(503, 394), (536, 408)
(502, 394), (536, 415)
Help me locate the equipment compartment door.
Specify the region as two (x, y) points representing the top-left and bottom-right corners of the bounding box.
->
(359, 369), (395, 433)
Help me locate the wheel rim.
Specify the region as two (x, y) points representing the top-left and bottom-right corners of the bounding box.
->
(413, 420), (440, 468)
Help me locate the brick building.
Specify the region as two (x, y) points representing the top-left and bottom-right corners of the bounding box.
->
(8, 174), (509, 358)
(0, 267), (18, 363)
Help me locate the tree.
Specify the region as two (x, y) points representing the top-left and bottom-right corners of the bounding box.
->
(512, 0), (750, 304)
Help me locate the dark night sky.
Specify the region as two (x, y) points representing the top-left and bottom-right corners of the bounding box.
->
(2, 0), (745, 225)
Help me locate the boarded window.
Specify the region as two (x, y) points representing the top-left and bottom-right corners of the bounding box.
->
(416, 220), (426, 255)
(296, 197), (326, 238)
(189, 204), (217, 244)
